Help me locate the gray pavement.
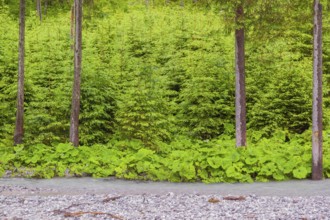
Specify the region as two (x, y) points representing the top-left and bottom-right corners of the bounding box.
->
(1, 177), (330, 197)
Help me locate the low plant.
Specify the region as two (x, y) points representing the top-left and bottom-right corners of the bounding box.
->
(0, 133), (327, 182)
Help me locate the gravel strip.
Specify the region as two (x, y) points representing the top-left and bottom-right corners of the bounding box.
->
(1, 185), (329, 219)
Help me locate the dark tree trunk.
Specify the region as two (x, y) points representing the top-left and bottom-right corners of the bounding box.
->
(235, 5), (246, 147)
(14, 0), (25, 145)
(36, 0), (42, 22)
(69, 0), (82, 147)
(312, 0), (323, 180)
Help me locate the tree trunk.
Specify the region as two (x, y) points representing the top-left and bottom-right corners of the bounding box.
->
(312, 0), (323, 180)
(14, 0), (25, 145)
(70, 4), (74, 50)
(69, 0), (82, 147)
(235, 5), (246, 147)
(44, 0), (48, 15)
(36, 0), (42, 22)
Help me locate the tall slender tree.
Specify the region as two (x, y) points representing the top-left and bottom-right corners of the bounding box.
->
(14, 0), (25, 145)
(312, 0), (323, 180)
(235, 4), (246, 147)
(69, 0), (82, 147)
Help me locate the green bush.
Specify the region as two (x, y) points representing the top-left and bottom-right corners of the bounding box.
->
(1, 4), (329, 146)
(0, 133), (323, 182)
(0, 12), (17, 146)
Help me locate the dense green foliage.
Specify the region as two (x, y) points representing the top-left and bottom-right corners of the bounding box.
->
(0, 1), (330, 181)
(2, 132), (330, 182)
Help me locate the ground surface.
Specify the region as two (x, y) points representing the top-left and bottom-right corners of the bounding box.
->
(1, 177), (330, 196)
(1, 178), (330, 219)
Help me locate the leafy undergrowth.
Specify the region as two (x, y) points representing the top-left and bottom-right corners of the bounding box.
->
(1, 132), (330, 183)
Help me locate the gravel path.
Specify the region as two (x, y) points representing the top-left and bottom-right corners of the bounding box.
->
(1, 178), (330, 219)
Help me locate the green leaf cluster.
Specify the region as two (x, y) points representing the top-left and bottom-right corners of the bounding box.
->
(0, 11), (17, 146)
(1, 132), (327, 182)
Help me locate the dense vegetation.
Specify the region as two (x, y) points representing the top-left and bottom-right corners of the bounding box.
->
(0, 0), (330, 181)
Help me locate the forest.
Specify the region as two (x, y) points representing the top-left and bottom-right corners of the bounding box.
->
(0, 0), (330, 182)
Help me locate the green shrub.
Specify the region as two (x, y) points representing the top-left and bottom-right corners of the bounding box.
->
(0, 134), (320, 183)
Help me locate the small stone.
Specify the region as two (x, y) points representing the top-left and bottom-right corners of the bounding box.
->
(208, 197), (220, 203)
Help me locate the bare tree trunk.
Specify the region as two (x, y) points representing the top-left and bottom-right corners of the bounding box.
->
(14, 0), (25, 145)
(312, 0), (323, 180)
(44, 0), (48, 15)
(70, 4), (74, 50)
(69, 0), (82, 147)
(235, 5), (246, 147)
(36, 0), (42, 22)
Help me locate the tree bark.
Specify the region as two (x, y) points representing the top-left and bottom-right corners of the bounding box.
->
(14, 0), (25, 145)
(36, 0), (42, 22)
(235, 5), (246, 147)
(44, 0), (48, 15)
(69, 0), (82, 147)
(70, 4), (74, 49)
(312, 0), (323, 180)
